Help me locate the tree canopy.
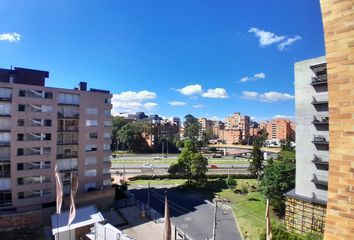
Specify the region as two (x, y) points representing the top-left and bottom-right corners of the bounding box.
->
(183, 114), (200, 144)
(248, 129), (268, 179)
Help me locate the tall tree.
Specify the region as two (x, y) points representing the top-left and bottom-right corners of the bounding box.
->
(261, 150), (296, 216)
(280, 138), (294, 152)
(248, 129), (268, 179)
(117, 121), (150, 152)
(112, 116), (128, 149)
(183, 114), (200, 144)
(168, 139), (208, 186)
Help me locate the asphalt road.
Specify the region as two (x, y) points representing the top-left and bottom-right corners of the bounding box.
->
(111, 163), (249, 169)
(129, 187), (242, 240)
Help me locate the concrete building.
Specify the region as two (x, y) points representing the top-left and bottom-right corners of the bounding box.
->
(198, 118), (214, 139)
(285, 56), (328, 233)
(265, 119), (295, 141)
(217, 129), (242, 144)
(0, 67), (112, 213)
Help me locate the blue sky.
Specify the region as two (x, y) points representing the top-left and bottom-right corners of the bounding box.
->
(0, 0), (325, 121)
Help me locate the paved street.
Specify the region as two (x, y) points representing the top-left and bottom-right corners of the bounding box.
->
(129, 187), (242, 240)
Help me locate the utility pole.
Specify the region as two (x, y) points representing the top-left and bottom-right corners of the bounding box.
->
(166, 140), (169, 157)
(162, 141), (164, 157)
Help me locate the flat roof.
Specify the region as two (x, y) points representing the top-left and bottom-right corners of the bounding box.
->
(51, 205), (105, 234)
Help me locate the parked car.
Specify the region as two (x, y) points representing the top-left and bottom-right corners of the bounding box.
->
(210, 164), (218, 169)
(112, 154), (117, 158)
(153, 156), (161, 160)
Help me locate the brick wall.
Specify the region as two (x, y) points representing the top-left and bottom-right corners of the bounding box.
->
(319, 0), (354, 239)
(0, 210), (41, 231)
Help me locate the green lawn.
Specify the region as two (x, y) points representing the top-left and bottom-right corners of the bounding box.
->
(214, 179), (281, 240)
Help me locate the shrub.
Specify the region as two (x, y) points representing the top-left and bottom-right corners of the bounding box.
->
(226, 176), (237, 188)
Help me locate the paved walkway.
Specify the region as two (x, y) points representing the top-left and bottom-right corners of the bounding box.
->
(119, 206), (175, 240)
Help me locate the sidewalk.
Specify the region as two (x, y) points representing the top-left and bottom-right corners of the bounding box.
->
(119, 206), (175, 240)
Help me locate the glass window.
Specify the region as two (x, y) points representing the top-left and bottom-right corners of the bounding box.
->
(104, 121), (112, 127)
(104, 109), (111, 116)
(86, 120), (98, 127)
(85, 144), (97, 152)
(103, 144), (110, 151)
(86, 108), (98, 115)
(85, 182), (96, 191)
(103, 179), (111, 186)
(102, 168), (110, 174)
(85, 157), (97, 165)
(103, 132), (111, 139)
(85, 169), (97, 177)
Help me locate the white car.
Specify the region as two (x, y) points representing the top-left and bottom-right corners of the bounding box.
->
(142, 163), (154, 169)
(153, 156), (161, 160)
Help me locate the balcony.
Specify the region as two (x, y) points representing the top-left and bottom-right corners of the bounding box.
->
(312, 155), (329, 166)
(0, 171), (10, 178)
(57, 153), (78, 159)
(311, 97), (328, 105)
(311, 76), (327, 86)
(312, 135), (329, 145)
(57, 140), (79, 145)
(312, 116), (329, 125)
(0, 141), (10, 147)
(57, 112), (79, 119)
(311, 174), (328, 186)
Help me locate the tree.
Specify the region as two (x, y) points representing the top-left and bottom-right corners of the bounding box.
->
(260, 150), (296, 216)
(280, 138), (294, 152)
(183, 114), (200, 144)
(226, 176), (237, 189)
(249, 129), (268, 179)
(112, 116), (128, 149)
(117, 122), (150, 152)
(168, 139), (208, 186)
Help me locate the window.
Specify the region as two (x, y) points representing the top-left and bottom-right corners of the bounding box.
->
(85, 144), (97, 152)
(19, 90), (26, 97)
(85, 182), (96, 191)
(44, 134), (51, 141)
(42, 105), (52, 113)
(103, 156), (110, 163)
(0, 103), (11, 115)
(18, 189), (50, 199)
(104, 109), (111, 116)
(103, 144), (110, 151)
(103, 179), (111, 186)
(86, 120), (98, 127)
(45, 119), (52, 126)
(104, 121), (112, 127)
(102, 168), (110, 174)
(0, 133), (10, 142)
(58, 93), (80, 105)
(85, 169), (97, 177)
(0, 118), (10, 131)
(17, 161), (50, 171)
(103, 132), (111, 139)
(87, 132), (98, 139)
(0, 88), (12, 99)
(86, 108), (98, 115)
(104, 98), (111, 104)
(44, 92), (53, 99)
(85, 157), (97, 166)
(17, 175), (50, 185)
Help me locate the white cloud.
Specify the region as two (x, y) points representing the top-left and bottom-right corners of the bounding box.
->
(168, 101), (187, 107)
(202, 88), (229, 99)
(248, 28), (285, 46)
(178, 84), (203, 96)
(241, 91), (294, 102)
(193, 104), (204, 108)
(240, 72), (266, 83)
(111, 90), (158, 115)
(0, 32), (21, 42)
(273, 114), (294, 119)
(278, 36), (302, 51)
(248, 27), (301, 50)
(211, 116), (222, 121)
(254, 72), (265, 79)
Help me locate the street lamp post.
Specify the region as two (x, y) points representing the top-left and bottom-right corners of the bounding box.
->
(147, 174), (155, 218)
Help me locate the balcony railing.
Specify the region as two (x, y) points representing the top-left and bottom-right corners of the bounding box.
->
(311, 76), (327, 86)
(0, 171), (10, 178)
(57, 112), (79, 119)
(57, 140), (79, 145)
(311, 174), (328, 186)
(312, 116), (329, 125)
(312, 155), (329, 166)
(0, 141), (10, 147)
(312, 135), (329, 145)
(0, 95), (12, 101)
(57, 153), (78, 159)
(312, 97), (328, 105)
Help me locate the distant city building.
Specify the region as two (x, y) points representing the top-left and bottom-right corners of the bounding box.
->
(265, 119), (295, 141)
(0, 67), (112, 212)
(217, 129), (242, 144)
(223, 113), (250, 142)
(143, 121), (179, 147)
(285, 56), (328, 234)
(198, 118), (214, 139)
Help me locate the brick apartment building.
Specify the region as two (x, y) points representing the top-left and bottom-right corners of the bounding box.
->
(143, 121), (179, 147)
(0, 67), (112, 213)
(224, 113), (250, 142)
(265, 118), (295, 141)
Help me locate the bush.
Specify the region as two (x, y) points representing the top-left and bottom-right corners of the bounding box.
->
(241, 182), (250, 194)
(226, 176), (237, 188)
(258, 224), (323, 240)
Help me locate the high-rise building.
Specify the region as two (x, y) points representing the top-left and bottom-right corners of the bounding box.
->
(285, 56), (328, 233)
(0, 67), (112, 212)
(265, 119), (295, 141)
(224, 113), (250, 142)
(198, 118), (214, 139)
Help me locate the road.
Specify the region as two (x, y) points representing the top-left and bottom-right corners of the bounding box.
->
(129, 187), (242, 240)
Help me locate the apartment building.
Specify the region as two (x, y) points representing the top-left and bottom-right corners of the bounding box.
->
(224, 113), (250, 142)
(265, 119), (295, 141)
(0, 67), (112, 213)
(198, 118), (214, 139)
(144, 121), (179, 147)
(217, 129), (242, 144)
(285, 56), (328, 233)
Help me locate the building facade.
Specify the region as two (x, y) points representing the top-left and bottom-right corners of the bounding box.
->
(0, 67), (112, 213)
(285, 56), (328, 234)
(265, 119), (295, 141)
(223, 113), (250, 142)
